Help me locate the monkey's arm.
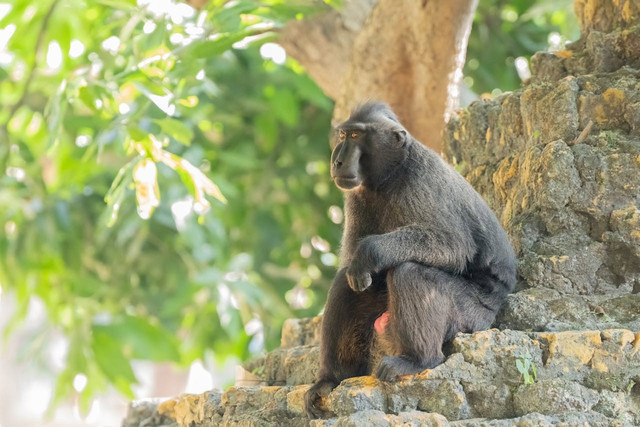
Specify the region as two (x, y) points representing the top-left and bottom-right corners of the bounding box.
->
(346, 225), (476, 292)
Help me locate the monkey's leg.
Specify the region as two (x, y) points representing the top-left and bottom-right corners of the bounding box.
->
(305, 268), (386, 418)
(376, 262), (496, 381)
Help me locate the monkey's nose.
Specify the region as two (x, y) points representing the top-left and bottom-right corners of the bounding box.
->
(334, 160), (343, 168)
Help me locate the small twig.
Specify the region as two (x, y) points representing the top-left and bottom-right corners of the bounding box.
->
(571, 120), (594, 145)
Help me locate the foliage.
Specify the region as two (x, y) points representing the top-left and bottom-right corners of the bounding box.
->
(0, 0), (339, 412)
(0, 0), (581, 414)
(516, 354), (538, 385)
(465, 0), (579, 95)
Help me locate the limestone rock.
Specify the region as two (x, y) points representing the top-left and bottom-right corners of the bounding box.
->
(123, 328), (640, 426)
(450, 411), (616, 427)
(495, 288), (640, 332)
(260, 344), (319, 385)
(445, 69), (640, 302)
(327, 377), (386, 416)
(281, 316), (322, 348)
(574, 0), (640, 34)
(310, 410), (449, 427)
(451, 329), (543, 383)
(222, 385), (290, 415)
(385, 376), (472, 421)
(171, 391), (223, 426)
(512, 379), (600, 415)
(123, 398), (176, 427)
(462, 381), (513, 420)
(286, 385), (311, 416)
(530, 28), (640, 82)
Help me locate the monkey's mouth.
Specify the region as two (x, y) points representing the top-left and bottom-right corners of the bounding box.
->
(333, 175), (362, 190)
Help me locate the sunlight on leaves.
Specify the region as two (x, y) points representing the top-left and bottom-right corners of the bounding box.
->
(133, 157), (160, 220)
(134, 136), (227, 217)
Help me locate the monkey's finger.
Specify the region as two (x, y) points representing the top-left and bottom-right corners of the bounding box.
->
(309, 405), (325, 420)
(346, 272), (358, 292)
(304, 394), (319, 419)
(361, 273), (372, 290)
(376, 364), (393, 382)
(354, 273), (372, 291)
(306, 400), (326, 419)
(305, 389), (327, 419)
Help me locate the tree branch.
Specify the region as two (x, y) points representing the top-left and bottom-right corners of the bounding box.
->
(278, 0), (379, 100)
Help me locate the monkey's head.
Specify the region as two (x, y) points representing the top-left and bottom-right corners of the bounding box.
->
(330, 102), (410, 191)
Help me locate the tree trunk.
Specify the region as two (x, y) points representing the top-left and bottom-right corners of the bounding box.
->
(280, 0), (478, 153)
(278, 0), (378, 101)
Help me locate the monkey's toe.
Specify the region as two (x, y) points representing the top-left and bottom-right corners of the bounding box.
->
(304, 379), (337, 419)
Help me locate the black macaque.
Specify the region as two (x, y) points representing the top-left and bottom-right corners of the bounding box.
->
(304, 102), (517, 419)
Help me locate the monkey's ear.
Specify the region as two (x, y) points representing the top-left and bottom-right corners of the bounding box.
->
(394, 129), (408, 148)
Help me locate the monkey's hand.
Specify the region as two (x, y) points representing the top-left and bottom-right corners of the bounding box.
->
(346, 268), (372, 292)
(304, 379), (337, 419)
(346, 236), (380, 292)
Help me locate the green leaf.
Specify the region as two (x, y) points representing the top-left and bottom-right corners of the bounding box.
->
(254, 113), (278, 151)
(153, 118), (194, 146)
(77, 85), (106, 112)
(52, 20), (72, 60)
(212, 1), (260, 32)
(269, 89), (300, 127)
(93, 316), (181, 362)
(531, 362), (537, 381)
(104, 157), (137, 227)
(186, 30), (268, 58)
(94, 0), (137, 10)
(293, 75), (333, 111)
(46, 80), (69, 148)
(47, 368), (75, 417)
(133, 80), (168, 97)
(91, 332), (137, 398)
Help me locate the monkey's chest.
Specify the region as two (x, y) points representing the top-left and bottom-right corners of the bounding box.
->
(341, 205), (409, 260)
(346, 202), (410, 236)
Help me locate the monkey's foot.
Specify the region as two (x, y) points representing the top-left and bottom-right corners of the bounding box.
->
(304, 379), (337, 419)
(375, 355), (430, 382)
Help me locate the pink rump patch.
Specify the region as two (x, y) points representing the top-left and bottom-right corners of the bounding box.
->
(374, 311), (390, 335)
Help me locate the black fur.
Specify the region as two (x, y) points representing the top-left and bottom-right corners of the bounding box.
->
(305, 102), (517, 419)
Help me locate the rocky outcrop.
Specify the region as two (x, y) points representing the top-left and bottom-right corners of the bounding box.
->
(123, 319), (640, 426)
(443, 3), (640, 333)
(445, 69), (640, 298)
(123, 1), (640, 425)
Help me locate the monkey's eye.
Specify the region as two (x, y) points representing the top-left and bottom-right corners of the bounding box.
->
(350, 132), (359, 138)
(338, 130), (346, 142)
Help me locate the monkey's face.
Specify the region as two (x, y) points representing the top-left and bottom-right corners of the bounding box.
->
(330, 121), (409, 191)
(330, 128), (364, 190)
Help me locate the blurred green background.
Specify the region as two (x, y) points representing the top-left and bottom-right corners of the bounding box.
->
(0, 0), (577, 422)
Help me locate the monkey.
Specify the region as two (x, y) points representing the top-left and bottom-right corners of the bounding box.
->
(304, 102), (517, 419)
